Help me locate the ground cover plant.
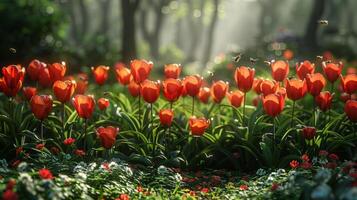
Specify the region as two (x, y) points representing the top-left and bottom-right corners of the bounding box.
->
(0, 56), (356, 199)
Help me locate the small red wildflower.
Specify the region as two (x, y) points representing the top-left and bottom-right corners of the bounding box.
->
(300, 162), (312, 169)
(189, 190), (196, 196)
(51, 147), (60, 155)
(319, 150), (329, 157)
(328, 153), (339, 161)
(2, 189), (18, 200)
(6, 179), (16, 190)
(11, 160), (21, 168)
(271, 183), (279, 191)
(137, 186), (143, 193)
(38, 168), (54, 180)
(74, 149), (85, 157)
(290, 160), (299, 169)
(36, 143), (45, 150)
(201, 187), (209, 193)
(102, 162), (111, 171)
(115, 194), (130, 200)
(239, 184), (248, 190)
(63, 138), (76, 146)
(301, 154), (310, 162)
(15, 147), (23, 156)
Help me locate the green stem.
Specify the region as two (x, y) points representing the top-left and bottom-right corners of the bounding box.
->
(291, 101), (295, 129)
(150, 103), (153, 128)
(40, 120), (44, 141)
(242, 92), (246, 127)
(62, 103), (65, 133)
(273, 117), (276, 143)
(192, 96), (195, 116)
(84, 119), (88, 151)
(170, 102), (173, 110)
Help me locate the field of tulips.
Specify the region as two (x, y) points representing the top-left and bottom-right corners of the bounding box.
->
(0, 57), (356, 199)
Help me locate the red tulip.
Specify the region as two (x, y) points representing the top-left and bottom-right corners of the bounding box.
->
(306, 73), (326, 96)
(140, 80), (160, 103)
(27, 59), (46, 81)
(128, 80), (141, 97)
(97, 98), (110, 110)
(49, 62), (66, 82)
(270, 60), (289, 82)
(211, 81), (229, 103)
(159, 109), (174, 127)
(130, 59), (153, 83)
(115, 64), (131, 85)
(296, 60), (315, 80)
(277, 87), (287, 99)
(302, 127), (316, 140)
(162, 78), (182, 102)
(322, 61), (343, 83)
(38, 67), (52, 87)
(285, 79), (307, 101)
(30, 95), (53, 120)
(23, 87), (37, 101)
(92, 65), (110, 85)
(262, 93), (285, 117)
(96, 126), (119, 149)
(63, 138), (76, 146)
(164, 64), (181, 79)
(234, 66), (255, 92)
(260, 79), (279, 96)
(53, 80), (76, 103)
(252, 95), (261, 107)
(189, 116), (210, 137)
(38, 168), (54, 180)
(183, 75), (203, 97)
(340, 74), (357, 94)
(283, 49), (294, 60)
(227, 90), (244, 108)
(340, 93), (351, 103)
(252, 78), (263, 94)
(72, 95), (95, 119)
(0, 65), (25, 97)
(76, 73), (88, 94)
(344, 100), (357, 122)
(347, 67), (356, 75)
(198, 87), (210, 104)
(315, 91), (333, 112)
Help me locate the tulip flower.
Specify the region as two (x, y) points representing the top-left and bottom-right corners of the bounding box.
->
(286, 78), (307, 128)
(75, 73), (89, 94)
(234, 66), (255, 126)
(162, 78), (183, 105)
(344, 100), (357, 122)
(72, 95), (95, 119)
(347, 67), (356, 75)
(260, 79), (279, 96)
(211, 81), (229, 103)
(262, 93), (285, 136)
(198, 87), (210, 104)
(164, 63), (181, 79)
(296, 60), (315, 80)
(53, 80), (77, 103)
(306, 73), (326, 96)
(227, 90), (244, 108)
(91, 65), (110, 85)
(262, 93), (285, 118)
(130, 59), (153, 83)
(252, 78), (263, 94)
(27, 59), (46, 81)
(252, 95), (261, 107)
(0, 65), (25, 97)
(277, 87), (287, 99)
(141, 80), (160, 104)
(115, 64), (131, 85)
(30, 95), (53, 140)
(38, 67), (52, 88)
(234, 66), (255, 93)
(189, 116), (210, 137)
(270, 60), (289, 82)
(49, 62), (66, 82)
(340, 93), (352, 103)
(96, 126), (119, 149)
(159, 109), (174, 127)
(128, 80), (140, 97)
(283, 49), (294, 60)
(322, 61), (343, 84)
(301, 127), (316, 140)
(23, 87), (37, 101)
(315, 91), (333, 112)
(97, 98), (110, 110)
(340, 74), (357, 94)
(183, 75), (203, 115)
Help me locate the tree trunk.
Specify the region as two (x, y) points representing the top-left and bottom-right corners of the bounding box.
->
(79, 0), (89, 36)
(303, 0), (326, 49)
(99, 0), (111, 37)
(201, 0), (219, 66)
(121, 0), (140, 63)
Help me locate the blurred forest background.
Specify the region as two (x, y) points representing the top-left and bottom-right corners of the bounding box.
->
(0, 0), (357, 74)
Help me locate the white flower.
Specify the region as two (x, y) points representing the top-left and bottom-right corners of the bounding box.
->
(157, 165), (168, 175)
(75, 172), (87, 180)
